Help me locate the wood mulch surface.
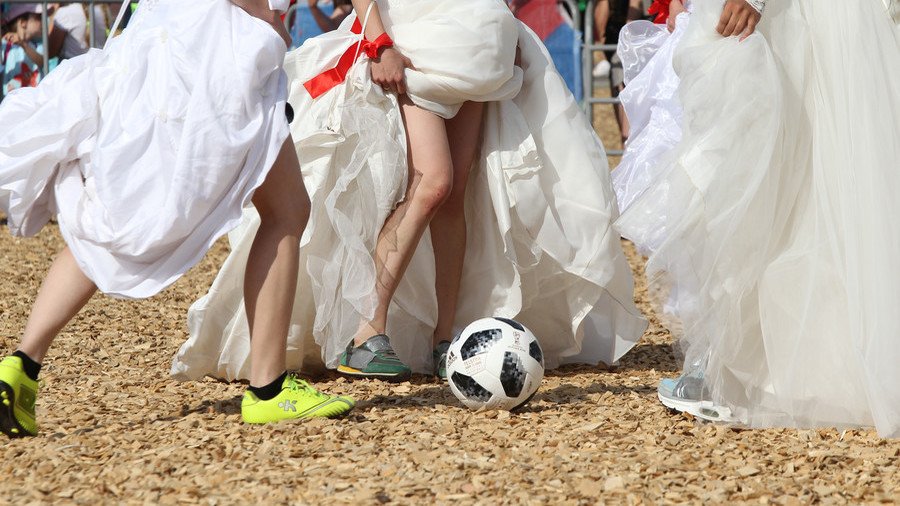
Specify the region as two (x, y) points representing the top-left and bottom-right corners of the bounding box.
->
(1, 104), (898, 504)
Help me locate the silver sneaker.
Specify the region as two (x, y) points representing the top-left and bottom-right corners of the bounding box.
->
(658, 359), (735, 422)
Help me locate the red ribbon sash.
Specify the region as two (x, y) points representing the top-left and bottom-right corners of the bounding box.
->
(303, 20), (395, 99)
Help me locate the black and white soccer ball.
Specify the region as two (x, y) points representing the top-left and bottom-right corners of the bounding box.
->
(446, 317), (545, 411)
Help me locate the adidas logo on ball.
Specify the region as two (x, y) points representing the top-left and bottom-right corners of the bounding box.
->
(446, 317), (545, 411)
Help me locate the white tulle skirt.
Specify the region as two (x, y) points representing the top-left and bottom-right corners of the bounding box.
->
(617, 0), (900, 436)
(172, 0), (647, 379)
(0, 0), (290, 298)
(612, 11), (690, 253)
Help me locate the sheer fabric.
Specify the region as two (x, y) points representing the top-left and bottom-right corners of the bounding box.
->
(172, 0), (647, 379)
(613, 9), (690, 253)
(617, 0), (900, 436)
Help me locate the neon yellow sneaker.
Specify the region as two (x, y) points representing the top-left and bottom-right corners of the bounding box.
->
(0, 356), (39, 438)
(241, 374), (354, 424)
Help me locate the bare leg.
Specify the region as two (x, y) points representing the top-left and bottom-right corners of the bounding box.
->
(16, 137), (307, 387)
(245, 137), (311, 387)
(17, 138), (307, 378)
(18, 248), (97, 363)
(594, 0), (610, 47)
(613, 85), (630, 143)
(429, 101), (485, 346)
(353, 97), (454, 346)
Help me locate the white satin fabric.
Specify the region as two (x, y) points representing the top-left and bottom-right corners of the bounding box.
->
(172, 0), (647, 379)
(0, 0), (290, 298)
(613, 10), (690, 252)
(617, 0), (900, 436)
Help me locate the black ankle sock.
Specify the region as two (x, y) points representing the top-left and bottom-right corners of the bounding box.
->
(12, 351), (41, 381)
(249, 371), (288, 401)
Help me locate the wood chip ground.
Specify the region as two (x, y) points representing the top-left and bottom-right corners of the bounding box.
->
(1, 101), (897, 505)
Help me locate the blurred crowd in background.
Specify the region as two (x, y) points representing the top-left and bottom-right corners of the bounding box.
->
(2, 2), (122, 97)
(2, 0), (653, 136)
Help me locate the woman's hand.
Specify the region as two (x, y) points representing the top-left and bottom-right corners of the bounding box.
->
(271, 18), (293, 48)
(667, 0), (685, 32)
(717, 0), (761, 40)
(370, 47), (412, 95)
(307, 0), (319, 6)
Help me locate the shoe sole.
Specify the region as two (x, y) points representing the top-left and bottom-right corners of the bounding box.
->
(658, 391), (737, 423)
(0, 381), (34, 438)
(657, 390), (701, 414)
(337, 365), (411, 383)
(692, 402), (736, 423)
(296, 398), (355, 420)
(243, 397), (355, 424)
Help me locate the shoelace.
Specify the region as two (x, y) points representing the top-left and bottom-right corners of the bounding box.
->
(285, 375), (329, 400)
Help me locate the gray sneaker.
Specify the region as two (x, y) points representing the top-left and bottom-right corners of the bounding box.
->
(657, 373), (706, 412)
(432, 341), (451, 380)
(658, 363), (735, 422)
(338, 334), (411, 382)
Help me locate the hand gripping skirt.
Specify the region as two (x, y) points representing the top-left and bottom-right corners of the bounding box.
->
(0, 0), (290, 298)
(173, 0), (648, 378)
(617, 0), (900, 436)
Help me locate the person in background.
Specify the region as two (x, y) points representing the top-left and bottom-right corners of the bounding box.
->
(2, 4), (47, 98)
(604, 0), (643, 144)
(52, 3), (110, 52)
(591, 0), (611, 77)
(89, 4), (111, 47)
(611, 0), (690, 234)
(307, 0), (351, 33)
(509, 0), (583, 99)
(108, 2), (137, 34)
(580, 0), (647, 140)
(52, 3), (89, 59)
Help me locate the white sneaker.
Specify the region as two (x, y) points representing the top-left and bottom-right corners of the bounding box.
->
(592, 59), (611, 78)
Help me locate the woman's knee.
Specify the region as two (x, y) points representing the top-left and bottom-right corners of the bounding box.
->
(256, 188), (310, 235)
(412, 168), (453, 213)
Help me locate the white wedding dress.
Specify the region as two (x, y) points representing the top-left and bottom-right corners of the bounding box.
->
(0, 0), (292, 298)
(612, 7), (691, 253)
(172, 0), (648, 379)
(617, 0), (900, 436)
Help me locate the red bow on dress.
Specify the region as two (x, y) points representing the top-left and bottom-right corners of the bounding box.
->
(648, 0), (672, 24)
(303, 19), (395, 99)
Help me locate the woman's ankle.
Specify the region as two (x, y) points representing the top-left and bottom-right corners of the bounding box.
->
(431, 335), (452, 348)
(353, 323), (385, 347)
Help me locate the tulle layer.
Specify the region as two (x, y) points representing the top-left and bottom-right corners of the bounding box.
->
(0, 0), (289, 298)
(613, 13), (690, 252)
(172, 1), (647, 379)
(617, 0), (900, 436)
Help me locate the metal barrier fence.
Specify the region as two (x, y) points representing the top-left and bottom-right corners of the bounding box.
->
(4, 0), (626, 154)
(581, 0), (624, 156)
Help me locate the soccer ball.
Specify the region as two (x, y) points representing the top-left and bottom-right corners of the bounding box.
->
(446, 317), (545, 411)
